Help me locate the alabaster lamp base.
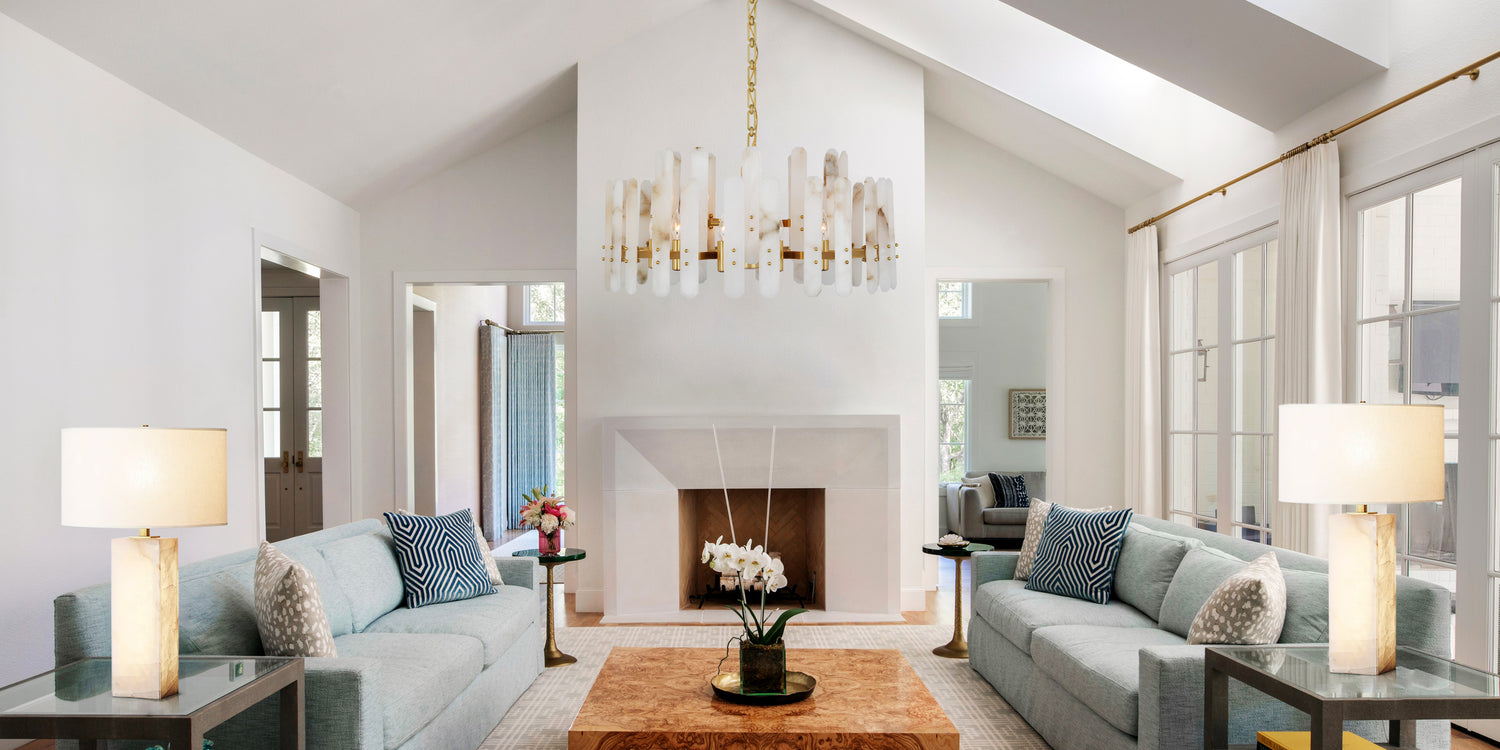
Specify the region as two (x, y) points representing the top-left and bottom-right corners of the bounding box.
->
(111, 535), (180, 699)
(1328, 512), (1396, 675)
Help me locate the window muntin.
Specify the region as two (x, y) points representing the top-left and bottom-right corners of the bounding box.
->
(525, 283), (565, 325)
(937, 282), (972, 319)
(939, 379), (970, 483)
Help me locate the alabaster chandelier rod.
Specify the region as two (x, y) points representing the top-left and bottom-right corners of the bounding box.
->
(602, 0), (897, 298)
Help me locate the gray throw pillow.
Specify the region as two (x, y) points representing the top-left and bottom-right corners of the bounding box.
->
(1113, 524), (1201, 621)
(254, 542), (337, 657)
(1187, 552), (1288, 645)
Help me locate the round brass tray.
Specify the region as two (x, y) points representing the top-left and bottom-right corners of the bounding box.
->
(711, 671), (817, 705)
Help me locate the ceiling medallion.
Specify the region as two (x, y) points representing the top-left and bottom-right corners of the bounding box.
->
(602, 0), (897, 298)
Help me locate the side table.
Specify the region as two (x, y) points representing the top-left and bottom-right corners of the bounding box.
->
(1205, 644), (1500, 750)
(514, 547), (587, 667)
(0, 656), (303, 749)
(921, 542), (994, 659)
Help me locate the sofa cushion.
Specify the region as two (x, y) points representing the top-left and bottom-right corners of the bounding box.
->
(1114, 524), (1201, 621)
(1160, 547), (1330, 642)
(322, 531), (406, 632)
(981, 507), (1030, 526)
(1031, 625), (1188, 736)
(362, 586), (538, 666)
(973, 580), (1157, 655)
(1026, 505), (1134, 604)
(988, 473), (1029, 507)
(281, 545), (355, 637)
(178, 565), (263, 655)
(331, 632), (483, 750)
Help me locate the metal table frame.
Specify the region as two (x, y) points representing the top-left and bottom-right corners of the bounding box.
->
(1204, 646), (1500, 750)
(0, 657), (304, 750)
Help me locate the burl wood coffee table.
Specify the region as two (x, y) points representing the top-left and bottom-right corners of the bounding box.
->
(568, 647), (959, 749)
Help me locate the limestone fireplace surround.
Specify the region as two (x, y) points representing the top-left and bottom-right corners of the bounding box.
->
(600, 415), (901, 623)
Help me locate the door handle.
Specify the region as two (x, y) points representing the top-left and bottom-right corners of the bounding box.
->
(295, 450), (305, 473)
(281, 451), (290, 473)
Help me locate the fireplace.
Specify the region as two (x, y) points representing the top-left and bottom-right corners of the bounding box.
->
(678, 489), (825, 610)
(598, 415), (900, 622)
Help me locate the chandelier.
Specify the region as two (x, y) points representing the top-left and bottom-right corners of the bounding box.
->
(601, 0), (897, 298)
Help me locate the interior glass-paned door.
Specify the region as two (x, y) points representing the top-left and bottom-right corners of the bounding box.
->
(261, 295), (322, 542)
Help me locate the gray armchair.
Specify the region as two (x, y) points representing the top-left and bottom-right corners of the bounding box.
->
(946, 470), (1046, 541)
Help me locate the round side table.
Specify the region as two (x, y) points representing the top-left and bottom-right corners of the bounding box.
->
(922, 542), (994, 659)
(513, 548), (586, 667)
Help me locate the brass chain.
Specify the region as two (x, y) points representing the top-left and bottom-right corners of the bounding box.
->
(746, 0), (758, 148)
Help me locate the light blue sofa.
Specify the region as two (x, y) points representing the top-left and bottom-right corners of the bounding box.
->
(54, 519), (544, 750)
(969, 515), (1453, 750)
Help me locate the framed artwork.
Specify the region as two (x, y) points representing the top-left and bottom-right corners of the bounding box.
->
(1009, 389), (1046, 439)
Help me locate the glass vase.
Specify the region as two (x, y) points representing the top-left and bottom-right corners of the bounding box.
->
(739, 639), (787, 694)
(539, 529), (562, 554)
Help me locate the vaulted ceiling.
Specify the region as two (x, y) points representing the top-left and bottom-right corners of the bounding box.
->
(0, 0), (1389, 209)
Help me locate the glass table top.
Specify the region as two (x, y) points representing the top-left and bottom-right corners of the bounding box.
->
(1212, 645), (1500, 701)
(512, 547), (586, 563)
(0, 657), (297, 717)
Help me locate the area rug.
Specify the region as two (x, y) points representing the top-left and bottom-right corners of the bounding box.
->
(479, 624), (1050, 749)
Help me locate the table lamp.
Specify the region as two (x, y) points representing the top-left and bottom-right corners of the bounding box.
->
(61, 427), (227, 699)
(1278, 404), (1444, 675)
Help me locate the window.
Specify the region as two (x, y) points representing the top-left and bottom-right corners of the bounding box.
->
(1355, 175), (1461, 589)
(939, 379), (970, 482)
(525, 283), (565, 325)
(1165, 232), (1277, 544)
(937, 281), (971, 319)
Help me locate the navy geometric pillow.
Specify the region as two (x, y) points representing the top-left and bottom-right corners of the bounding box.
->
(1024, 504), (1134, 604)
(988, 473), (1029, 508)
(382, 508), (496, 608)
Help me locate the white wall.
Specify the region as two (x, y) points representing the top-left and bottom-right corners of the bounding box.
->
(926, 116), (1127, 508)
(575, 0), (928, 612)
(410, 285), (511, 521)
(941, 282), (1049, 472)
(360, 114), (578, 518)
(0, 13), (360, 687)
(1133, 0), (1500, 255)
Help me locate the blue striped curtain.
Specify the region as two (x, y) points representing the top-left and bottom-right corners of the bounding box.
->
(506, 333), (557, 529)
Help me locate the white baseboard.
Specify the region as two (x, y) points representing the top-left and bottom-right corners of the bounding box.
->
(900, 586), (928, 612)
(1454, 719), (1500, 742)
(574, 588), (604, 613)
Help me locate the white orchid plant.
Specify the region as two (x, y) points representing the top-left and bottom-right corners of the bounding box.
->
(702, 535), (807, 646)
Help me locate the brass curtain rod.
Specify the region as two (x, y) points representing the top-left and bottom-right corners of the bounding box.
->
(483, 319), (563, 334)
(1128, 49), (1500, 236)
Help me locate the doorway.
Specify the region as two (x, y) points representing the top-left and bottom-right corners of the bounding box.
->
(260, 258), (323, 541)
(396, 278), (571, 551)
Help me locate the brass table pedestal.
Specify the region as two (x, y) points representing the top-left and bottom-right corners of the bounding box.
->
(513, 547), (587, 668)
(921, 542), (994, 659)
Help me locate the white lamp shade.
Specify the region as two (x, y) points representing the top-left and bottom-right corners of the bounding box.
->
(61, 427), (228, 528)
(1277, 404), (1445, 505)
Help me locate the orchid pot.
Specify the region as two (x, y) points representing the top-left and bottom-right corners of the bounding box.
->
(739, 640), (787, 694)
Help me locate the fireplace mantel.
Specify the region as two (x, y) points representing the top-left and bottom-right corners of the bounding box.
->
(600, 415), (901, 623)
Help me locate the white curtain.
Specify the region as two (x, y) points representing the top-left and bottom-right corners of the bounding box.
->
(1273, 141), (1344, 556)
(1125, 225), (1163, 517)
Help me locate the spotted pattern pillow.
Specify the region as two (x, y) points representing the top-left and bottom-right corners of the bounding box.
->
(253, 542), (337, 657)
(1187, 552), (1288, 645)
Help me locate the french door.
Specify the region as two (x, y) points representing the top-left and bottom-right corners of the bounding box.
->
(1348, 142), (1499, 684)
(1163, 229), (1278, 544)
(261, 296), (323, 542)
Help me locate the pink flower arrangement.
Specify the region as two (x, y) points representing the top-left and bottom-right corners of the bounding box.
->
(518, 485), (575, 534)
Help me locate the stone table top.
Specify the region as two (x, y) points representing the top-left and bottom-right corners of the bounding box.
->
(568, 647), (959, 749)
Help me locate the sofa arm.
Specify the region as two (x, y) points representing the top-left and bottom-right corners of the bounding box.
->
(970, 551), (1019, 599)
(1137, 644), (1209, 750)
(305, 657), (385, 750)
(960, 485), (993, 539)
(496, 556), (540, 591)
